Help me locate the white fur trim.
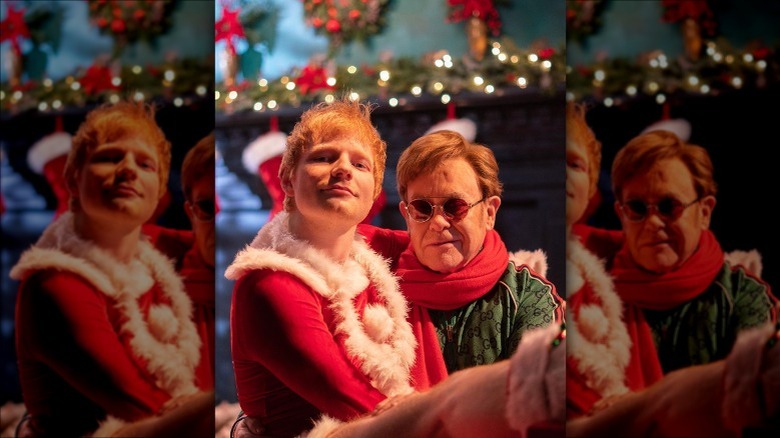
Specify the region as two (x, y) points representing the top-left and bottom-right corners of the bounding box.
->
(424, 118), (477, 142)
(10, 212), (201, 398)
(721, 322), (776, 432)
(301, 414), (344, 438)
(566, 237), (631, 399)
(641, 119), (691, 142)
(506, 324), (566, 436)
(90, 415), (126, 437)
(28, 132), (72, 174)
(724, 249), (763, 278)
(242, 131), (287, 174)
(225, 212), (416, 397)
(509, 249), (548, 278)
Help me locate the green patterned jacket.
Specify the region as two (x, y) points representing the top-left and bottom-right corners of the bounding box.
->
(428, 261), (564, 373)
(643, 262), (776, 373)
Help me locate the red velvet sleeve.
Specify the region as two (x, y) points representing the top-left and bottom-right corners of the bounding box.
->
(231, 270), (386, 420)
(16, 271), (171, 421)
(356, 224), (409, 267)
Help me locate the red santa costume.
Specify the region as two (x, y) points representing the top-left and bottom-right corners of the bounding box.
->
(11, 212), (202, 437)
(226, 211), (419, 437)
(142, 223), (215, 391)
(566, 233), (663, 417)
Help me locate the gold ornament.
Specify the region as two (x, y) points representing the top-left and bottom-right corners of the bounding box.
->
(465, 16), (488, 62)
(222, 47), (239, 87)
(682, 18), (702, 61)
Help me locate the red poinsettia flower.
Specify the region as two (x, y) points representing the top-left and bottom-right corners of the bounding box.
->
(0, 4), (30, 55)
(111, 19), (126, 33)
(295, 64), (335, 95)
(326, 19), (341, 33)
(538, 48), (556, 59)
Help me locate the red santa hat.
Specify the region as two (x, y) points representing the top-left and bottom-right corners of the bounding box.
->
(242, 116), (288, 219)
(27, 121), (73, 218)
(640, 103), (691, 142)
(424, 102), (477, 142)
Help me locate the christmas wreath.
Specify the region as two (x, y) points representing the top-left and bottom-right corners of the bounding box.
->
(566, 0), (606, 43)
(86, 0), (177, 56)
(302, 0), (390, 56)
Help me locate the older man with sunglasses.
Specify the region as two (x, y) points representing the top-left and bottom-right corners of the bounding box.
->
(575, 129), (776, 374)
(361, 130), (564, 376)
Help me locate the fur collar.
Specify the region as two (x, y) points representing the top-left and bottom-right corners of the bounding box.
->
(225, 212), (416, 397)
(10, 212), (201, 398)
(566, 236), (631, 399)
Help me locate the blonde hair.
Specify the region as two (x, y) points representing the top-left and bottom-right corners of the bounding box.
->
(182, 132), (215, 201)
(396, 130), (502, 201)
(281, 98), (386, 211)
(612, 130), (717, 202)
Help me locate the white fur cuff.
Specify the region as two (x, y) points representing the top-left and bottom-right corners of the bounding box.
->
(301, 414), (344, 438)
(721, 321), (777, 431)
(505, 324), (566, 437)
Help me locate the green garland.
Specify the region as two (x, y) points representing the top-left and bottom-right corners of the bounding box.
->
(567, 39), (779, 105)
(215, 37), (566, 114)
(0, 56), (212, 115)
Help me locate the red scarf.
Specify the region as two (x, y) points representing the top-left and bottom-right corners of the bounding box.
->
(623, 305), (664, 385)
(397, 229), (509, 310)
(612, 229), (724, 311)
(397, 230), (509, 388)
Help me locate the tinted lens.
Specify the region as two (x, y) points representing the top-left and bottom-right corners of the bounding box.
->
(657, 198), (682, 219)
(624, 200), (648, 221)
(408, 199), (434, 221)
(193, 200), (215, 221)
(443, 198), (471, 221)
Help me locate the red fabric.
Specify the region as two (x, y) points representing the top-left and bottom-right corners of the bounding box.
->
(571, 223), (624, 263)
(362, 189), (386, 225)
(612, 230), (724, 311)
(179, 245), (215, 391)
(41, 154), (69, 219)
(142, 224), (212, 389)
(566, 247), (663, 418)
(257, 156), (285, 220)
(622, 305), (664, 388)
(141, 224), (194, 261)
(397, 229), (509, 310)
(357, 225), (448, 388)
(406, 306), (449, 389)
(231, 270), (387, 436)
(15, 270), (172, 435)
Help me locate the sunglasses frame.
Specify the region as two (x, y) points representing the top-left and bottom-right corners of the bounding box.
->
(189, 199), (216, 222)
(405, 196), (486, 223)
(619, 196), (701, 222)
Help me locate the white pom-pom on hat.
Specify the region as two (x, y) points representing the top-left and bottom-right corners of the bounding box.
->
(28, 132), (72, 174)
(424, 102), (477, 142)
(242, 115), (288, 174)
(425, 118), (478, 142)
(641, 119), (692, 142)
(242, 131), (287, 174)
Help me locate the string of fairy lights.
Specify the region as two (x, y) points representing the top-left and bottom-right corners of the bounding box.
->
(0, 57), (213, 115)
(566, 39), (779, 106)
(2, 39), (776, 116)
(214, 38), (566, 114)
